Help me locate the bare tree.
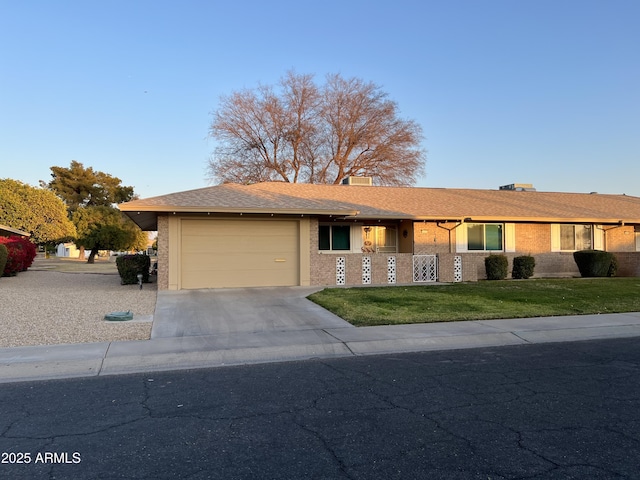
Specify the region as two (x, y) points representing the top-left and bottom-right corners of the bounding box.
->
(208, 72), (425, 186)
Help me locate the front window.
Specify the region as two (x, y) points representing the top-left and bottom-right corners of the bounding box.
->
(467, 224), (503, 251)
(560, 224), (592, 251)
(361, 226), (397, 253)
(319, 224), (351, 251)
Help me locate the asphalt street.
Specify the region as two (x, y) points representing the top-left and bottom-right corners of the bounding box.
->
(1, 337), (639, 480)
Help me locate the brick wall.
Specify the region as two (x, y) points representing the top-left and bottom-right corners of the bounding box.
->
(414, 222), (640, 279)
(310, 252), (413, 286)
(156, 215), (169, 290)
(462, 252), (640, 279)
(511, 224), (551, 253)
(414, 222), (455, 254)
(464, 252), (580, 279)
(606, 226), (637, 252)
(613, 252), (640, 277)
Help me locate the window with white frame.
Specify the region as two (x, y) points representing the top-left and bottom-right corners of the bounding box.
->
(467, 223), (503, 251)
(318, 224), (351, 251)
(635, 226), (640, 251)
(456, 223), (514, 253)
(551, 224), (602, 252)
(560, 224), (592, 251)
(361, 225), (397, 253)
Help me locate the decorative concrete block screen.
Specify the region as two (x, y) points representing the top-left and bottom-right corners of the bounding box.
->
(362, 256), (371, 284)
(336, 257), (346, 285)
(454, 255), (462, 282)
(387, 256), (396, 284)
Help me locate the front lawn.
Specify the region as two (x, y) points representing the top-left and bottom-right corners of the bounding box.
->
(307, 278), (640, 327)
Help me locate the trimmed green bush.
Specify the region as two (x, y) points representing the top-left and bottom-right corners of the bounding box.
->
(116, 254), (151, 285)
(512, 255), (536, 279)
(572, 250), (617, 277)
(485, 254), (508, 280)
(0, 244), (8, 279)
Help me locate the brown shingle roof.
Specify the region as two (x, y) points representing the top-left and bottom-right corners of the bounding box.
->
(119, 182), (640, 230)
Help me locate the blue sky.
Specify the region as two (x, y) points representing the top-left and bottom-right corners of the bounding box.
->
(1, 0), (638, 199)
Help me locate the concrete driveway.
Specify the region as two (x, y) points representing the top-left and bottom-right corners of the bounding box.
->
(151, 287), (353, 339)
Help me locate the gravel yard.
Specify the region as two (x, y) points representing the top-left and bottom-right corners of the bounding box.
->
(0, 258), (155, 348)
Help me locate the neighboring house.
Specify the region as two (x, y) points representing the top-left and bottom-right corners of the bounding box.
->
(0, 224), (30, 238)
(56, 242), (81, 258)
(119, 180), (640, 290)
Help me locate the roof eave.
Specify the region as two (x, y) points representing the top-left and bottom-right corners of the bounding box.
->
(119, 205), (360, 216)
(414, 216), (640, 224)
(0, 224), (31, 237)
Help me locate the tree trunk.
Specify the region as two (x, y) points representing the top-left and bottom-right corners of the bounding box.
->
(78, 245), (85, 261)
(87, 249), (98, 264)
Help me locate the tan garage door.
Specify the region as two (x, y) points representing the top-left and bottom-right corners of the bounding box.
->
(180, 219), (299, 289)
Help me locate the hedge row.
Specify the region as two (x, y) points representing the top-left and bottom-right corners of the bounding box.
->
(0, 236), (37, 277)
(484, 251), (617, 280)
(484, 254), (536, 280)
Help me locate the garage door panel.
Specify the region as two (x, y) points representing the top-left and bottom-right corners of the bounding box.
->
(181, 253), (295, 271)
(180, 219), (299, 289)
(182, 235), (295, 254)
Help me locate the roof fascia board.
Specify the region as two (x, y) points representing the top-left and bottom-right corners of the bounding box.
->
(118, 205), (360, 217)
(0, 224), (31, 237)
(413, 216), (639, 224)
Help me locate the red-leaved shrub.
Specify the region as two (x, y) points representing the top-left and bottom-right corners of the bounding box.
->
(0, 236), (37, 276)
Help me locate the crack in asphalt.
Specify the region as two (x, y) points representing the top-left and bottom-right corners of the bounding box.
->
(0, 339), (639, 478)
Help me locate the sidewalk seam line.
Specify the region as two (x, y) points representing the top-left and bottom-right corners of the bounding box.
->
(511, 332), (532, 344)
(322, 329), (357, 356)
(98, 342), (112, 376)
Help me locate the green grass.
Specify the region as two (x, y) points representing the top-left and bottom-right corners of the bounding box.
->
(307, 278), (640, 327)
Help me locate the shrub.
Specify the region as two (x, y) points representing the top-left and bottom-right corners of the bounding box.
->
(572, 250), (617, 277)
(0, 244), (8, 278)
(485, 254), (508, 280)
(116, 254), (151, 285)
(512, 255), (536, 279)
(0, 235), (31, 277)
(15, 236), (37, 271)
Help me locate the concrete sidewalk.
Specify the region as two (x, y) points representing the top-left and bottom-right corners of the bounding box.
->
(2, 308), (640, 384)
